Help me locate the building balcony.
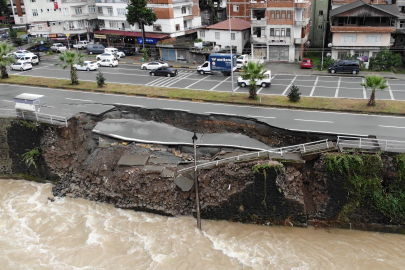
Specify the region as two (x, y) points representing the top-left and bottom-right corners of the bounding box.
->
(294, 18), (309, 27)
(72, 13), (89, 17)
(251, 17), (267, 26)
(294, 34), (308, 44)
(251, 35), (267, 43)
(294, 0), (310, 9)
(63, 27), (88, 33)
(268, 38), (291, 45)
(331, 26), (397, 33)
(95, 0), (128, 3)
(213, 1), (226, 9)
(250, 0), (267, 8)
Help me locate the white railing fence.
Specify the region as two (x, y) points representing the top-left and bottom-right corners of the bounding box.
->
(0, 109), (68, 127)
(337, 136), (405, 153)
(178, 139), (331, 173)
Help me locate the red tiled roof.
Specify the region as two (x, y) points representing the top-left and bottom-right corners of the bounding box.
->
(94, 30), (170, 39)
(205, 18), (251, 31)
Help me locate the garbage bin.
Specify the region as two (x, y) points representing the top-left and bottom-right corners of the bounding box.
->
(142, 58), (145, 62)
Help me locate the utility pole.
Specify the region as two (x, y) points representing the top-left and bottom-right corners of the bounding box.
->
(321, 20), (327, 70)
(229, 0), (235, 96)
(192, 132), (201, 230)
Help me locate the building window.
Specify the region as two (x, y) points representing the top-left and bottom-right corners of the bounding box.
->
(109, 21), (118, 28)
(78, 20), (84, 28)
(176, 24), (180, 31)
(63, 8), (69, 16)
(88, 6), (95, 14)
(199, 30), (205, 37)
(20, 18), (24, 23)
(287, 11), (291, 19)
(271, 11), (274, 19)
(281, 11), (285, 19)
(32, 9), (38, 16)
(75, 7), (82, 15)
(181, 6), (187, 14)
(400, 20), (404, 28)
(319, 10), (323, 16)
(38, 24), (42, 30)
(98, 7), (103, 14)
(117, 8), (126, 15)
(276, 11), (280, 19)
(231, 33), (235, 40)
(342, 34), (357, 43)
(153, 24), (162, 31)
(215, 32), (220, 39)
(286, 28), (290, 36)
(275, 28), (280, 36)
(47, 9), (50, 13)
(203, 13), (210, 20)
(270, 28), (274, 36)
(233, 5), (239, 12)
(184, 21), (187, 28)
(281, 29), (285, 36)
(107, 7), (113, 15)
(317, 23), (323, 30)
(30, 0), (35, 2)
(338, 52), (348, 60)
(366, 34), (382, 43)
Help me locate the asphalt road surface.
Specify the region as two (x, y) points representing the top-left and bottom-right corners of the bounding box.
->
(9, 57), (405, 101)
(0, 83), (404, 141)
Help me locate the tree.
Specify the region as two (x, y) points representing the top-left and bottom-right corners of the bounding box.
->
(287, 85), (301, 102)
(360, 75), (388, 106)
(0, 42), (16, 79)
(369, 49), (402, 72)
(241, 62), (266, 99)
(56, 51), (84, 85)
(0, 0), (9, 17)
(96, 71), (106, 87)
(126, 0), (157, 50)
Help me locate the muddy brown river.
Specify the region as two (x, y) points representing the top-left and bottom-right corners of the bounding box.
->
(0, 179), (404, 269)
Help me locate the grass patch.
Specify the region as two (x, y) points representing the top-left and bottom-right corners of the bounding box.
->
(3, 75), (405, 115)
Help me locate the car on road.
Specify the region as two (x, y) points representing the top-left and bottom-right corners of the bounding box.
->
(13, 50), (32, 58)
(73, 61), (99, 71)
(328, 60), (360, 75)
(116, 50), (125, 58)
(87, 44), (105, 55)
(96, 53), (118, 61)
(141, 61), (169, 70)
(51, 43), (67, 53)
(97, 59), (118, 68)
(237, 70), (271, 88)
(17, 54), (39, 65)
(301, 58), (313, 69)
(73, 41), (89, 50)
(149, 67), (178, 77)
(10, 62), (32, 71)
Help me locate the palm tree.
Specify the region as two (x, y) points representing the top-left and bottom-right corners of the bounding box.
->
(241, 61), (266, 99)
(360, 75), (388, 106)
(57, 50), (84, 85)
(0, 42), (16, 79)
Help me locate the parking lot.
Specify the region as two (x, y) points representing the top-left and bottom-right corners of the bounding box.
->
(8, 58), (405, 101)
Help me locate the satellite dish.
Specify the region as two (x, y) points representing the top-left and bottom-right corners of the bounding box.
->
(214, 45), (220, 52)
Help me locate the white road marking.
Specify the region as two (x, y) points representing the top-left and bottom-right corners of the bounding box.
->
(2, 100), (14, 102)
(310, 76), (318, 97)
(294, 119), (333, 123)
(256, 87), (264, 94)
(164, 73), (194, 87)
(282, 75), (297, 95)
(210, 77), (230, 91)
(386, 82), (394, 100)
(205, 112), (236, 116)
(379, 125), (405, 129)
(335, 77), (341, 98)
(162, 108), (190, 112)
(114, 103), (145, 108)
(185, 74), (210, 88)
(65, 98), (93, 102)
(232, 86), (240, 92)
(247, 115), (276, 119)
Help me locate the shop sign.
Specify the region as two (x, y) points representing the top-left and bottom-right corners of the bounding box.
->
(137, 38), (157, 44)
(94, 34), (107, 39)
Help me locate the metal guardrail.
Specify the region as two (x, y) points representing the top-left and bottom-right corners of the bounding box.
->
(337, 136), (405, 153)
(178, 139), (331, 173)
(0, 109), (68, 127)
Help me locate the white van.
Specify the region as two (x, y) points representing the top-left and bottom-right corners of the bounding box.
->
(17, 54), (39, 65)
(104, 47), (120, 58)
(237, 70), (271, 88)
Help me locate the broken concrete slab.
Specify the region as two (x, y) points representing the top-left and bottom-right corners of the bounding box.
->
(143, 165), (165, 172)
(118, 155), (149, 166)
(149, 157), (170, 164)
(175, 174), (194, 192)
(161, 168), (174, 178)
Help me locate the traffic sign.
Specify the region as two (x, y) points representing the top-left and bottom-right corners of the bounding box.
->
(66, 33), (70, 37)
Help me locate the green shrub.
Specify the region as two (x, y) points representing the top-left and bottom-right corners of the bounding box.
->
(369, 49), (402, 72)
(96, 71), (106, 87)
(140, 48), (149, 61)
(287, 85), (301, 102)
(195, 38), (203, 42)
(22, 147), (41, 169)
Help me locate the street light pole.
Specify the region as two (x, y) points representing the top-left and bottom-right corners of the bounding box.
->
(229, 0), (235, 96)
(321, 20), (327, 70)
(192, 132), (201, 230)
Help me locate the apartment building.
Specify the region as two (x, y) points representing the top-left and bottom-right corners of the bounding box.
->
(95, 0), (201, 40)
(8, 0), (27, 24)
(201, 0), (227, 25)
(247, 0), (311, 62)
(23, 0), (98, 40)
(329, 1), (399, 61)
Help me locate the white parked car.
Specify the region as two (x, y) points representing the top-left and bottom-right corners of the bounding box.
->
(10, 62), (32, 71)
(96, 53), (117, 61)
(73, 41), (89, 49)
(116, 50), (125, 58)
(73, 61), (98, 71)
(104, 47), (121, 58)
(17, 54), (39, 65)
(51, 43), (67, 53)
(13, 50), (31, 58)
(97, 58), (118, 67)
(141, 61), (169, 70)
(237, 70), (272, 88)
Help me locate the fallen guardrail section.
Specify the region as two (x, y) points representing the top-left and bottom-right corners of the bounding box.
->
(337, 136), (405, 153)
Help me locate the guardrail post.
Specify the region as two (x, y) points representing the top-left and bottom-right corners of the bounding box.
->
(359, 138), (362, 149)
(326, 139), (329, 148)
(50, 115), (53, 125)
(302, 144), (306, 153)
(385, 141), (388, 151)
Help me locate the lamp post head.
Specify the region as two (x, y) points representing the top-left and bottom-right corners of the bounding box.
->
(192, 132), (198, 142)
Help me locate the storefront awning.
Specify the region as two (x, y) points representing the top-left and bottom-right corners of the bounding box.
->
(94, 30), (169, 40)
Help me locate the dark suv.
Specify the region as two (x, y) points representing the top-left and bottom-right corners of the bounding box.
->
(328, 60), (360, 75)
